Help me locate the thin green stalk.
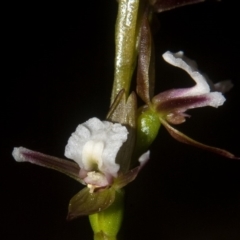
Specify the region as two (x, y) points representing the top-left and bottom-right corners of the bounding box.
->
(111, 0), (140, 104)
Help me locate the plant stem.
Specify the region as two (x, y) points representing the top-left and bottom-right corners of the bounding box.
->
(89, 189), (125, 240)
(111, 0), (140, 104)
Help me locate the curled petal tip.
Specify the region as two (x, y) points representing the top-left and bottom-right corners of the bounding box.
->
(207, 92), (225, 107)
(154, 51), (227, 125)
(214, 80), (234, 93)
(162, 51), (210, 95)
(12, 147), (27, 162)
(139, 150), (150, 167)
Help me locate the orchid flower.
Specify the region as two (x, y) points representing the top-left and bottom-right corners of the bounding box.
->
(137, 50), (239, 159)
(12, 117), (149, 219)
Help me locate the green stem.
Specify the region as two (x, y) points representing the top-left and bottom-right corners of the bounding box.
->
(89, 189), (125, 240)
(93, 232), (117, 240)
(111, 0), (140, 104)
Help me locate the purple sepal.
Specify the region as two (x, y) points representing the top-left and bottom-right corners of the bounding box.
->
(161, 118), (240, 160)
(12, 147), (82, 183)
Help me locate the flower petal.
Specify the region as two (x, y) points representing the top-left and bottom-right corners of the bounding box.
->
(152, 51), (226, 124)
(160, 118), (239, 160)
(67, 187), (116, 220)
(200, 73), (233, 94)
(12, 147), (82, 182)
(114, 151), (150, 189)
(162, 52), (233, 96)
(138, 150), (150, 166)
(162, 51), (210, 97)
(213, 80), (233, 93)
(154, 51), (228, 103)
(154, 92), (225, 124)
(64, 118), (128, 177)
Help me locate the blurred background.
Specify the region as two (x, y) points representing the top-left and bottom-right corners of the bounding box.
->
(2, 0), (240, 239)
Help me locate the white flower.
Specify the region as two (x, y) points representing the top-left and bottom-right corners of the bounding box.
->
(64, 118), (128, 191)
(153, 51), (229, 124)
(150, 51), (238, 159)
(137, 47), (238, 159)
(12, 117), (149, 215)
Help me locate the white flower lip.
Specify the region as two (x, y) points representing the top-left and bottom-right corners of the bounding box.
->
(161, 51), (227, 103)
(64, 118), (128, 178)
(153, 51), (227, 125)
(163, 51), (211, 95)
(162, 51), (226, 105)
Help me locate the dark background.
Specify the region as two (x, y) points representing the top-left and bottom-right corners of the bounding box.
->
(3, 0), (240, 239)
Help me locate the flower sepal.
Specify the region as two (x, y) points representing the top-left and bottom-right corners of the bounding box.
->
(160, 118), (240, 160)
(67, 187), (116, 220)
(114, 150), (150, 189)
